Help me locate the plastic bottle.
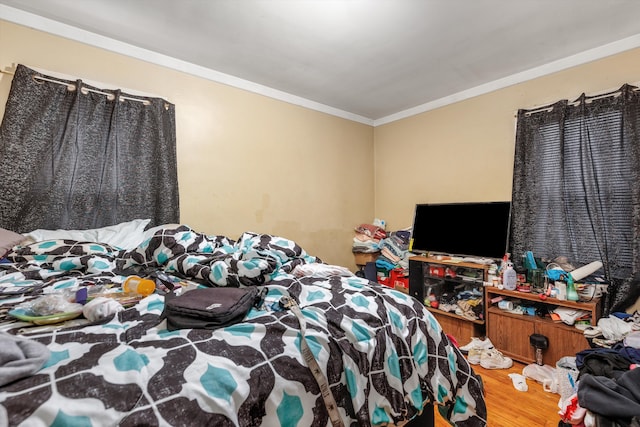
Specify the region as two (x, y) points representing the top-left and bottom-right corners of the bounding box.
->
(503, 261), (517, 291)
(123, 276), (156, 296)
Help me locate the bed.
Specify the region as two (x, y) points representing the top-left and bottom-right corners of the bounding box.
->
(0, 220), (486, 426)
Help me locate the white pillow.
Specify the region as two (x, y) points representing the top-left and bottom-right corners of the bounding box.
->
(0, 227), (27, 256)
(138, 223), (182, 243)
(25, 218), (152, 250)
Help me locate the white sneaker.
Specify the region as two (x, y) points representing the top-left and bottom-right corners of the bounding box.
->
(480, 348), (513, 369)
(467, 347), (483, 365)
(459, 337), (494, 354)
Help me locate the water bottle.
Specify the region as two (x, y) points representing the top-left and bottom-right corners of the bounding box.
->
(503, 262), (517, 291)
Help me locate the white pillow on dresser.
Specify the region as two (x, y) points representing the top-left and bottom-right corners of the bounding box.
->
(25, 218), (152, 250)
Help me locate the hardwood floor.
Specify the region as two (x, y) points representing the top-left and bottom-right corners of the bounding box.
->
(434, 360), (562, 427)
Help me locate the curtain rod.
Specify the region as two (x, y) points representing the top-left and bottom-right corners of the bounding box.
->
(520, 84), (640, 117)
(1, 69), (155, 105)
(523, 91), (621, 117)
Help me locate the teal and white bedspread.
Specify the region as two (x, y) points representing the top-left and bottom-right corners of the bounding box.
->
(0, 225), (486, 426)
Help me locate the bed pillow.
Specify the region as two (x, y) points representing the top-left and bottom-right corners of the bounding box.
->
(24, 218), (151, 250)
(0, 228), (27, 257)
(139, 223), (182, 243)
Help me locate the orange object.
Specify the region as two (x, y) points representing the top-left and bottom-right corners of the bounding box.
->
(123, 276), (156, 296)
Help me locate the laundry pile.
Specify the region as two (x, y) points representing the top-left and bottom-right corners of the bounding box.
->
(556, 311), (640, 426)
(430, 288), (484, 321)
(583, 310), (640, 348)
(352, 222), (387, 254)
(375, 230), (411, 271)
(352, 221), (412, 288)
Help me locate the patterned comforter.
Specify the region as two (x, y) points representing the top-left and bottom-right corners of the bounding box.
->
(0, 226), (486, 426)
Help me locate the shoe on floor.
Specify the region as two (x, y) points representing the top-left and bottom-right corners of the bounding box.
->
(467, 346), (483, 365)
(480, 348), (513, 369)
(582, 326), (602, 338)
(459, 337), (494, 354)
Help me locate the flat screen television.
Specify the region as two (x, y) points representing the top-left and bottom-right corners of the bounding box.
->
(409, 201), (512, 260)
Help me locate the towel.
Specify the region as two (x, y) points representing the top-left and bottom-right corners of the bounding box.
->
(0, 331), (50, 387)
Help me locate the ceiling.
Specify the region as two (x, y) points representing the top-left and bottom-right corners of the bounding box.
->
(2, 0), (640, 125)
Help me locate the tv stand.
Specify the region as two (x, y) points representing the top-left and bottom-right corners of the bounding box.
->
(408, 256), (489, 345)
(484, 286), (601, 364)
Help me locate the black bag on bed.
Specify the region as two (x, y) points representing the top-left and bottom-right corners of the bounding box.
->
(161, 286), (266, 331)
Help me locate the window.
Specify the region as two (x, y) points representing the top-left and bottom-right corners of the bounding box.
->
(0, 64), (179, 232)
(510, 85), (640, 314)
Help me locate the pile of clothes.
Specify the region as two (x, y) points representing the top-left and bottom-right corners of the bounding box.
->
(558, 312), (640, 426)
(352, 223), (386, 254)
(375, 230), (411, 271)
(352, 221), (412, 281)
(431, 288), (484, 321)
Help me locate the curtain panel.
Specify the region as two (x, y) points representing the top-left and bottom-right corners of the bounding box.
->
(511, 84), (640, 315)
(0, 64), (179, 233)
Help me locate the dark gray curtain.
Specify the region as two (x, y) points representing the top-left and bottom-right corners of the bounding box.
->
(0, 64), (179, 232)
(510, 84), (640, 316)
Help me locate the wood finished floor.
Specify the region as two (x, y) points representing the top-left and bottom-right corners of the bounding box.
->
(434, 360), (562, 427)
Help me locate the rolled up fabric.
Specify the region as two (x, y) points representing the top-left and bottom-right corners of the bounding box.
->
(0, 332), (50, 387)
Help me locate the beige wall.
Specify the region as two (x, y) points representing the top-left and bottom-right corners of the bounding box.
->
(374, 48), (640, 231)
(3, 19), (640, 269)
(0, 20), (374, 269)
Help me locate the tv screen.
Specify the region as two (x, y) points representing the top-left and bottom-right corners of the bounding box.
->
(409, 201), (512, 260)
